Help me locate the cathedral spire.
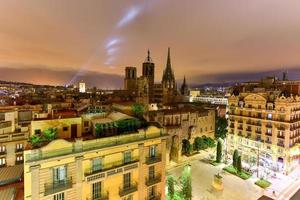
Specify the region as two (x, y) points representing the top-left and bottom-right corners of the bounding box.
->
(144, 49), (152, 63)
(166, 47), (171, 69)
(162, 47), (176, 89)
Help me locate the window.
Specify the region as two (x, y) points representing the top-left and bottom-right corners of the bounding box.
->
(123, 173), (131, 188)
(258, 105), (262, 109)
(149, 145), (156, 158)
(0, 145), (5, 153)
(267, 113), (272, 120)
(16, 143), (23, 150)
(92, 181), (102, 199)
(148, 186), (156, 198)
(122, 195), (133, 200)
(92, 158), (102, 172)
(16, 155), (23, 162)
(53, 166), (67, 183)
(124, 151), (132, 164)
(0, 158), (6, 167)
(54, 192), (64, 200)
(149, 166), (155, 179)
(267, 129), (272, 134)
(63, 127), (68, 131)
(34, 129), (41, 135)
(84, 121), (89, 127)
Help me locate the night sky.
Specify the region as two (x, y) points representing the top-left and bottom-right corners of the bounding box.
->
(1, 0), (300, 88)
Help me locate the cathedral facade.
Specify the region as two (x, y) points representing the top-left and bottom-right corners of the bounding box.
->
(124, 48), (188, 105)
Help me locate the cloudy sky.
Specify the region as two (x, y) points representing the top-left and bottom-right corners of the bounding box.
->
(1, 0), (300, 88)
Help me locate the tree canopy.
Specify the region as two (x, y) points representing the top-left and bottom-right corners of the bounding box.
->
(215, 117), (228, 139)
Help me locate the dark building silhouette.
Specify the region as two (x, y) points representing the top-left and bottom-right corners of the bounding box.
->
(180, 76), (189, 96)
(142, 50), (155, 102)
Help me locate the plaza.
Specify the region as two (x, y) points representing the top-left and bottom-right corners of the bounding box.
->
(167, 156), (264, 200)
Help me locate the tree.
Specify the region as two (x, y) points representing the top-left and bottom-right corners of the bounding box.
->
(233, 149), (239, 168)
(95, 124), (104, 137)
(29, 135), (42, 147)
(181, 165), (192, 200)
(193, 137), (202, 152)
(216, 140), (222, 163)
(167, 176), (175, 199)
(187, 143), (193, 155)
(132, 103), (145, 118)
(43, 128), (58, 141)
(215, 117), (228, 139)
(203, 136), (215, 148)
(237, 155), (242, 174)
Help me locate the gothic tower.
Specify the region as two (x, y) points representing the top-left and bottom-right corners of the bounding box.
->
(180, 76), (189, 96)
(162, 48), (176, 90)
(124, 66), (137, 93)
(162, 48), (177, 103)
(142, 49), (155, 102)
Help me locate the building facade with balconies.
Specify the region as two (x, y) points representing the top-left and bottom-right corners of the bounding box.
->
(227, 92), (300, 174)
(24, 125), (167, 200)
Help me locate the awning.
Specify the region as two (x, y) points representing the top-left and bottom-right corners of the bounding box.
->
(0, 165), (23, 186)
(0, 187), (16, 200)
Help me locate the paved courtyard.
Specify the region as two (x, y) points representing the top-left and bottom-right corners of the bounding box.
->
(167, 158), (264, 200)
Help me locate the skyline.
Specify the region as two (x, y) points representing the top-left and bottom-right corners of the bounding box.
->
(1, 0), (300, 88)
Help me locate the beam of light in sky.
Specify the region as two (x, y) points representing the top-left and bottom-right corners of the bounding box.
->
(116, 5), (143, 28)
(69, 3), (147, 85)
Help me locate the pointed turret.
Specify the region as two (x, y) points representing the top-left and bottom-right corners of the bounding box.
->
(180, 76), (189, 95)
(144, 49), (153, 63)
(162, 48), (176, 86)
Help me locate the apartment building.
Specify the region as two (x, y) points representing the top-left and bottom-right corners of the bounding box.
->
(24, 125), (166, 200)
(227, 91), (300, 174)
(0, 110), (30, 167)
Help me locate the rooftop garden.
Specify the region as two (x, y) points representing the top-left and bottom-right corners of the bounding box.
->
(95, 118), (148, 138)
(28, 128), (58, 148)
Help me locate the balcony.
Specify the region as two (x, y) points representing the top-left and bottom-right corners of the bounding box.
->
(255, 130), (262, 134)
(277, 143), (285, 147)
(85, 157), (139, 177)
(44, 177), (73, 196)
(277, 134), (285, 139)
(0, 151), (6, 156)
(146, 154), (162, 165)
(237, 127), (243, 130)
(15, 160), (23, 165)
(119, 182), (138, 197)
(265, 140), (272, 144)
(147, 193), (161, 200)
(265, 132), (272, 136)
(266, 124), (272, 128)
(246, 128), (252, 132)
(290, 126), (300, 131)
(87, 192), (109, 200)
(15, 148), (24, 153)
(0, 164), (6, 168)
(146, 174), (162, 186)
(277, 126), (285, 131)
